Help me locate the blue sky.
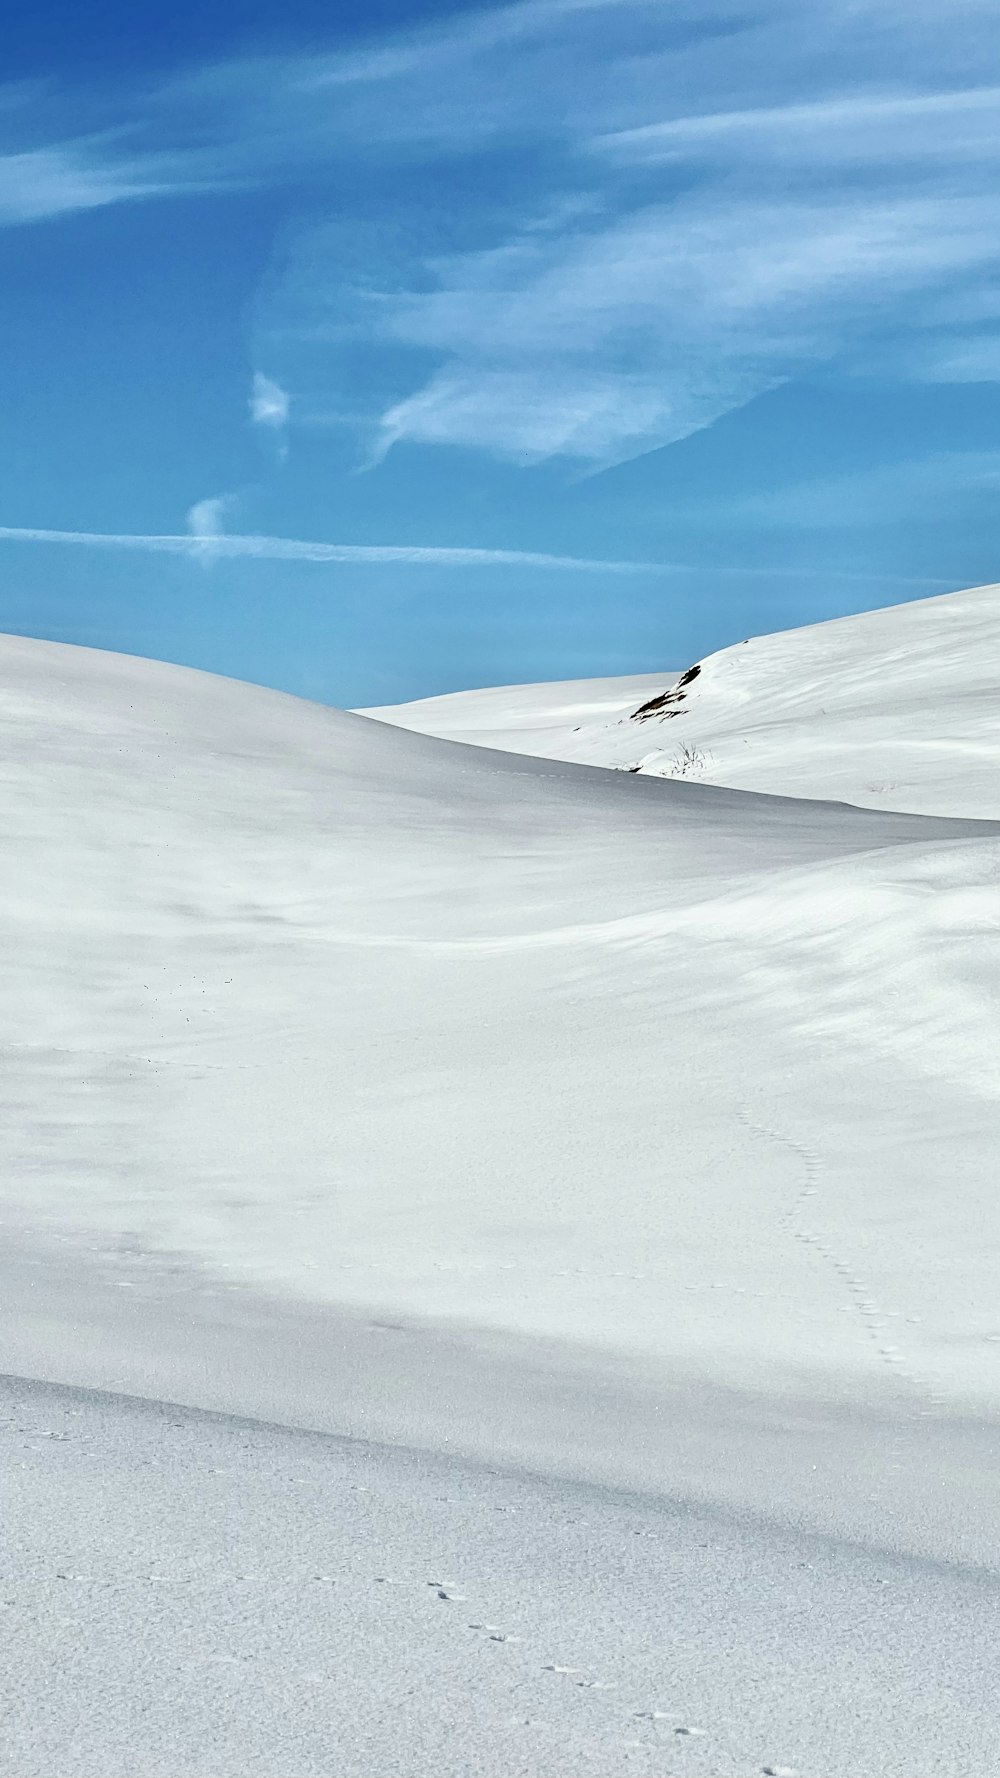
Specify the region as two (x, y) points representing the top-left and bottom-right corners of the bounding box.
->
(1, 0), (998, 705)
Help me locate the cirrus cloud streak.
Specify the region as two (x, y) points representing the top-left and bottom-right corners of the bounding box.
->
(0, 523), (670, 574)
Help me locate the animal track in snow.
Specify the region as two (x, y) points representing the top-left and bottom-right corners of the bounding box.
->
(738, 1104), (939, 1409)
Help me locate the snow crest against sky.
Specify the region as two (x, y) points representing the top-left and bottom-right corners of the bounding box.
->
(1, 0), (998, 703)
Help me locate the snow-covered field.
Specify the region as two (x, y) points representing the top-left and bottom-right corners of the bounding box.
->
(363, 669), (679, 762)
(367, 581), (1000, 817)
(3, 588), (1000, 1774)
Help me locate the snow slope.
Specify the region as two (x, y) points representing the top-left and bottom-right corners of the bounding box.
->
(5, 613), (1000, 1778)
(3, 626), (999, 1443)
(366, 581), (1000, 818)
(361, 670), (676, 760)
(6, 1370), (1000, 1778)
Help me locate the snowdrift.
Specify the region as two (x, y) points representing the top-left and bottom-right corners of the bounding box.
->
(3, 620), (999, 1426)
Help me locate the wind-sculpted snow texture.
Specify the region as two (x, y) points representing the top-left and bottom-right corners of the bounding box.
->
(367, 581), (1000, 818)
(3, 618), (999, 1416)
(2, 607), (1000, 1773)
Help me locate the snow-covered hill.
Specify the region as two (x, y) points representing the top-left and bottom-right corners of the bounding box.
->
(3, 625), (999, 1466)
(365, 582), (1000, 818)
(361, 670), (677, 761)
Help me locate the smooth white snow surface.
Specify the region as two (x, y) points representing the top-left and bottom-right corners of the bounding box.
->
(3, 615), (999, 1427)
(362, 670), (678, 760)
(4, 608), (1000, 1773)
(5, 1370), (1000, 1778)
(366, 582), (1000, 818)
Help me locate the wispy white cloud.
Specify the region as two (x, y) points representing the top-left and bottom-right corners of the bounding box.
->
(376, 355), (780, 469)
(186, 496), (228, 536)
(6, 0), (1000, 467)
(364, 189), (1000, 467)
(0, 523), (668, 573)
(246, 0), (1000, 466)
(250, 372), (289, 428)
(248, 372), (290, 462)
(598, 86), (1000, 168)
(185, 495), (233, 564)
(169, 0), (1000, 162)
(0, 141), (168, 225)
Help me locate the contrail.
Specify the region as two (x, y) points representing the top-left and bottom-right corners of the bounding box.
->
(0, 525), (668, 574)
(0, 524), (952, 587)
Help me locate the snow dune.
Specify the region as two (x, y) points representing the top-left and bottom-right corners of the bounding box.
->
(366, 581), (1000, 818)
(3, 612), (999, 1442)
(4, 601), (1000, 1773)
